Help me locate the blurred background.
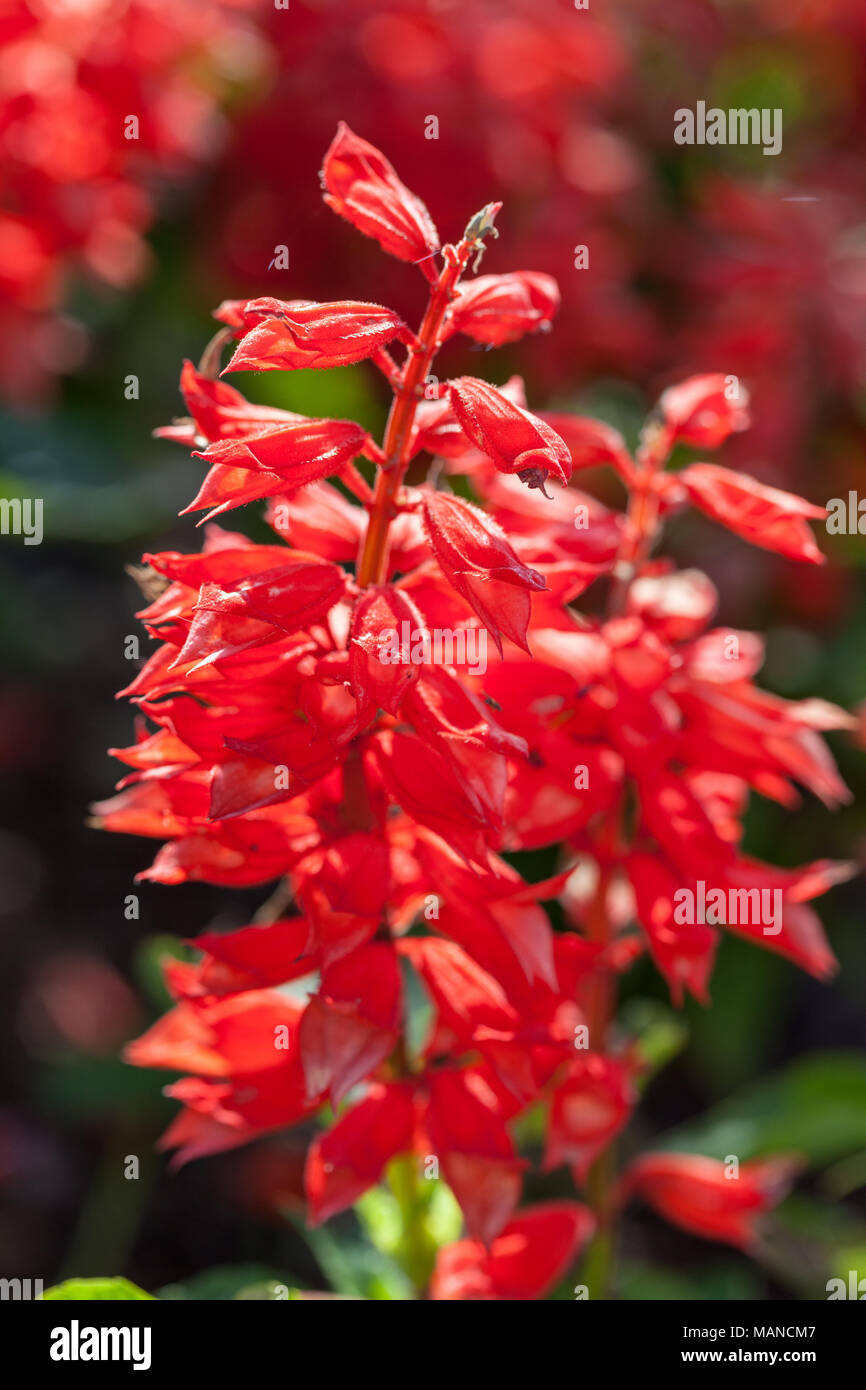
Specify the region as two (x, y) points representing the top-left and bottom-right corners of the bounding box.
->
(1, 0), (866, 1300)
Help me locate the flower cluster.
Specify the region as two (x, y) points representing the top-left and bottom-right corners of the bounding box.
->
(96, 127), (853, 1299)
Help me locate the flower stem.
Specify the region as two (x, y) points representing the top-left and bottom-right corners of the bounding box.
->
(356, 244), (470, 588)
(580, 861), (618, 1299)
(387, 1154), (437, 1297)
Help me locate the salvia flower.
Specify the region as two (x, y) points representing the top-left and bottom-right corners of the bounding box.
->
(96, 125), (855, 1300)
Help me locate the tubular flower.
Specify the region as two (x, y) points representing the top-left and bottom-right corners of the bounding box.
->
(443, 272), (560, 347)
(320, 121), (440, 268)
(621, 1154), (800, 1250)
(219, 298), (407, 373)
(98, 126), (856, 1300)
(447, 376), (573, 493)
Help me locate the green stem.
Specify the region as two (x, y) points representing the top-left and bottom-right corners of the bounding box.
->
(387, 1155), (437, 1297)
(581, 1144), (617, 1300)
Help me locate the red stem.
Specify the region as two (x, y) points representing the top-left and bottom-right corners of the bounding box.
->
(356, 244), (471, 588)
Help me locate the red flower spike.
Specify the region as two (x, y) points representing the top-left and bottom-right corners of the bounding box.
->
(98, 130), (854, 1297)
(679, 463), (827, 564)
(221, 299), (406, 373)
(444, 272), (560, 347)
(448, 377), (572, 493)
(430, 1202), (595, 1301)
(421, 490), (546, 653)
(321, 122), (440, 269)
(622, 1153), (799, 1250)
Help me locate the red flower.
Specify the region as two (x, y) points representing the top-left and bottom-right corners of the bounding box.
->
(299, 942), (402, 1106)
(186, 418), (370, 521)
(305, 1082), (416, 1225)
(321, 122), (440, 269)
(545, 1055), (637, 1180)
(678, 463), (827, 563)
(348, 585), (425, 714)
(221, 298), (406, 373)
(169, 557), (346, 669)
(444, 271), (560, 346)
(657, 374), (751, 449)
(430, 1202), (594, 1300)
(420, 489), (545, 652)
(622, 1154), (799, 1249)
(448, 377), (573, 492)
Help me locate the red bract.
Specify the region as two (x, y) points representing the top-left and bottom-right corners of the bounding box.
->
(321, 121), (440, 269)
(448, 376), (573, 493)
(430, 1202), (594, 1301)
(444, 272), (560, 346)
(677, 464), (827, 564)
(622, 1154), (799, 1250)
(97, 124), (855, 1301)
(657, 374), (751, 449)
(220, 299), (406, 373)
(421, 490), (545, 653)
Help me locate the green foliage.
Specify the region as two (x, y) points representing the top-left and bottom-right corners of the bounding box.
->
(655, 1052), (866, 1167)
(42, 1277), (155, 1300)
(283, 1211), (412, 1301)
(620, 997), (689, 1082)
(618, 1260), (762, 1302)
(159, 1265), (296, 1301)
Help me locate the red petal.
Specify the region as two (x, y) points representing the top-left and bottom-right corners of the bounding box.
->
(448, 377), (572, 489)
(348, 585), (425, 714)
(445, 272), (559, 347)
(680, 463), (826, 564)
(321, 122), (439, 267)
(223, 298), (406, 373)
(305, 1083), (415, 1224)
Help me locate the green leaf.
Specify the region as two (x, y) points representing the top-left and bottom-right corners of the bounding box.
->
(759, 1193), (866, 1297)
(132, 934), (190, 1013)
(618, 1260), (761, 1302)
(283, 1212), (412, 1301)
(654, 1052), (866, 1167)
(42, 1277), (155, 1301)
(234, 1281), (297, 1301)
(159, 1265), (294, 1301)
(619, 998), (688, 1081)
